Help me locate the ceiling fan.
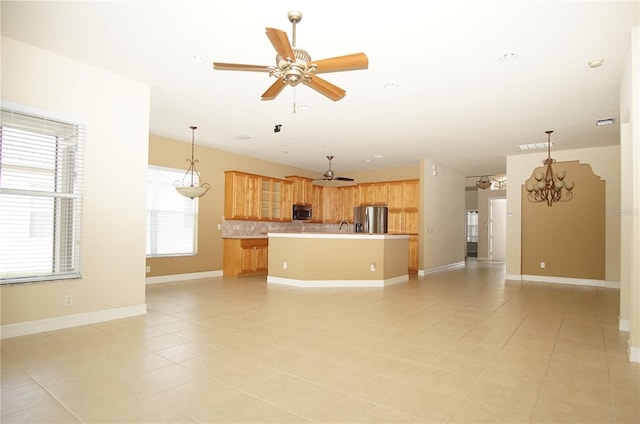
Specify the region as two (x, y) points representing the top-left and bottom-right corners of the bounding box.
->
(213, 11), (368, 101)
(316, 155), (354, 181)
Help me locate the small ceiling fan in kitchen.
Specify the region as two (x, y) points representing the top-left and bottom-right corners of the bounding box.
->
(213, 10), (368, 101)
(316, 155), (354, 181)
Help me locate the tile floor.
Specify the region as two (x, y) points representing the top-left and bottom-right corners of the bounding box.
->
(1, 260), (639, 423)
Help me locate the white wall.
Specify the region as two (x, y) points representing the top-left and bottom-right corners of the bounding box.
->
(477, 189), (506, 260)
(419, 160), (466, 272)
(0, 37), (150, 337)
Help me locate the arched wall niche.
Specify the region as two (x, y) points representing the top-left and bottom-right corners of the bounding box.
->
(521, 161), (605, 280)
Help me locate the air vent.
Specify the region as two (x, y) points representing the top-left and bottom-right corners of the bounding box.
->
(519, 142), (553, 151)
(596, 118), (615, 126)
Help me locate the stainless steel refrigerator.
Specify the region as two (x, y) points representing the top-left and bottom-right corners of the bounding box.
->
(354, 205), (388, 233)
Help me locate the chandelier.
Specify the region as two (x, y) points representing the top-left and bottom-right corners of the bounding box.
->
(175, 126), (210, 199)
(525, 130), (574, 206)
(475, 176), (507, 190)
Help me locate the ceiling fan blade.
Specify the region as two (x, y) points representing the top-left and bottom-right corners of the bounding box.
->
(261, 79), (287, 101)
(213, 62), (273, 72)
(303, 75), (346, 101)
(265, 27), (295, 60)
(311, 53), (369, 74)
(335, 177), (354, 181)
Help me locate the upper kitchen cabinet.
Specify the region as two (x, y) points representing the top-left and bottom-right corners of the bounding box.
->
(225, 171), (293, 221)
(311, 185), (324, 223)
(285, 176), (314, 205)
(387, 180), (420, 210)
(358, 182), (388, 206)
(224, 171), (261, 220)
(339, 186), (358, 222)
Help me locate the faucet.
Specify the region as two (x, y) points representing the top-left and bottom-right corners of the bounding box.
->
(338, 220), (350, 232)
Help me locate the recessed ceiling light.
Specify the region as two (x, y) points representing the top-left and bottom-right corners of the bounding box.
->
(596, 118), (615, 126)
(384, 82), (399, 89)
(588, 59), (604, 68)
(364, 159), (372, 163)
(373, 154), (384, 159)
(191, 55), (206, 63)
(237, 134), (255, 140)
(296, 104), (310, 110)
(499, 52), (518, 62)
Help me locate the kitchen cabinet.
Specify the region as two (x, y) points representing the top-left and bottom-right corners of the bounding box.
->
(387, 180), (419, 209)
(322, 186), (338, 223)
(223, 238), (268, 276)
(225, 171), (293, 221)
(322, 186), (357, 223)
(338, 186), (358, 222)
(285, 176), (314, 205)
(224, 171), (261, 220)
(388, 210), (419, 234)
(280, 180), (293, 221)
(311, 185), (324, 222)
(358, 182), (388, 205)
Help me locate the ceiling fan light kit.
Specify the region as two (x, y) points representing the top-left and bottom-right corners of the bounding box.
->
(213, 11), (368, 102)
(316, 155), (354, 182)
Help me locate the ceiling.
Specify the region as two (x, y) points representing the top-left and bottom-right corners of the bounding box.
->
(2, 1), (638, 179)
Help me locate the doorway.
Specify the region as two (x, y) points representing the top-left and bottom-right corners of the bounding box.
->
(489, 198), (506, 261)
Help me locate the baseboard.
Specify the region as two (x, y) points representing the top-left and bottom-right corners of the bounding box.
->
(0, 304), (147, 340)
(266, 275), (408, 288)
(145, 270), (222, 285)
(629, 340), (640, 363)
(619, 317), (631, 332)
(520, 274), (619, 288)
(504, 274), (522, 281)
(418, 261), (465, 276)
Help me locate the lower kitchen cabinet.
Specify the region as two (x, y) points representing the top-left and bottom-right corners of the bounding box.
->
(223, 238), (268, 277)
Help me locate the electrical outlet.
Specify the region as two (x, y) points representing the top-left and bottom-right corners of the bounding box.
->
(283, 262), (287, 269)
(146, 266), (151, 273)
(540, 262), (546, 269)
(370, 263), (376, 272)
(64, 294), (72, 306)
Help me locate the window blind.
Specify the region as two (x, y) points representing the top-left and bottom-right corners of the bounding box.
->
(146, 166), (198, 257)
(0, 108), (84, 284)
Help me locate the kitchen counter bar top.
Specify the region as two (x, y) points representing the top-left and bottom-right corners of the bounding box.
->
(267, 232), (408, 239)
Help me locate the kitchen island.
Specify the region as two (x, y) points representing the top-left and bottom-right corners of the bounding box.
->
(267, 232), (409, 287)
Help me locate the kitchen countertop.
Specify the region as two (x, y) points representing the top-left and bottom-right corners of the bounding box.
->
(267, 232), (409, 239)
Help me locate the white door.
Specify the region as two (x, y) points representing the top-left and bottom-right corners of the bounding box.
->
(489, 198), (507, 261)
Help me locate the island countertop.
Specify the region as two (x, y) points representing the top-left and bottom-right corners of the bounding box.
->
(267, 232), (409, 240)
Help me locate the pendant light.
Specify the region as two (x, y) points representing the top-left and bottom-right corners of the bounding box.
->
(175, 125), (210, 199)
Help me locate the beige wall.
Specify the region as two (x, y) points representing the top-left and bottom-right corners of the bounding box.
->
(521, 162), (605, 280)
(420, 160), (466, 271)
(506, 145), (621, 283)
(0, 38), (149, 328)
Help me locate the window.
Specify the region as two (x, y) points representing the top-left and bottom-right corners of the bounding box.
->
(146, 166), (199, 257)
(466, 210), (478, 243)
(0, 108), (84, 284)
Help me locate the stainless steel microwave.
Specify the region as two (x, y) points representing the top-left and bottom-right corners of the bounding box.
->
(293, 204), (312, 220)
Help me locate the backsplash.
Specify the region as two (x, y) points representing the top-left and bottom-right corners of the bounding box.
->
(222, 219), (350, 238)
